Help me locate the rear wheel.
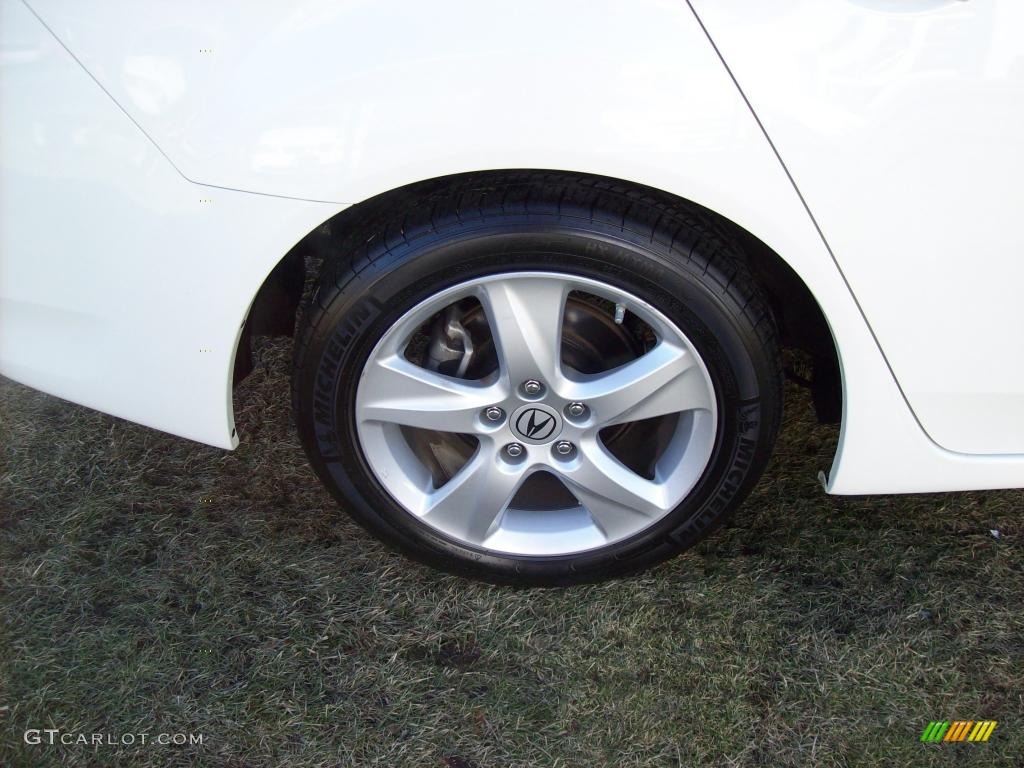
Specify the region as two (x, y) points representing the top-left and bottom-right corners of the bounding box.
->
(293, 174), (782, 585)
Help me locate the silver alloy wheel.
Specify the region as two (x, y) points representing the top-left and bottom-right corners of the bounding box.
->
(355, 272), (718, 556)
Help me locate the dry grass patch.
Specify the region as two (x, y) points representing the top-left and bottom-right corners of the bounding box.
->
(1, 339), (1021, 767)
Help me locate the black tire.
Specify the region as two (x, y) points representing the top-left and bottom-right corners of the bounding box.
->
(293, 173), (783, 585)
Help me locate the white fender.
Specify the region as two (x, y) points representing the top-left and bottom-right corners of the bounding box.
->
(5, 0), (1023, 490)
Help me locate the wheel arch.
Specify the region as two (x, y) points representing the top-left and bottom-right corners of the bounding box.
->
(237, 169), (843, 424)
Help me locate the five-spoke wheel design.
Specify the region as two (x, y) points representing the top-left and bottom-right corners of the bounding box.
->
(355, 272), (718, 556)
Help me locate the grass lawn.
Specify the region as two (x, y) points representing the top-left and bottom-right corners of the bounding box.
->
(1, 338), (1021, 767)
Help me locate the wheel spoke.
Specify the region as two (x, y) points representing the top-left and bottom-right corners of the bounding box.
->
(477, 277), (568, 384)
(359, 354), (504, 432)
(420, 446), (527, 544)
(567, 341), (711, 427)
(558, 439), (670, 541)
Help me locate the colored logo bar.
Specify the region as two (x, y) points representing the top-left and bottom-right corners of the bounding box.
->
(920, 721), (997, 742)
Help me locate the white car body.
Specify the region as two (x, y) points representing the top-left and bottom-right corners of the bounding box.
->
(2, 0), (1022, 494)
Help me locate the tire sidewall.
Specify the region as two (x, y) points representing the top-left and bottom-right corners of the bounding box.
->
(296, 218), (776, 584)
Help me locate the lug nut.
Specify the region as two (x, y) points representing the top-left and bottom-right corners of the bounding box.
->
(554, 441), (575, 456)
(522, 379), (544, 396)
(505, 443), (524, 458)
(566, 402), (587, 418)
(484, 406), (504, 422)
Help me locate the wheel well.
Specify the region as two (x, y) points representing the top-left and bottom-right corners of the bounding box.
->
(237, 170), (842, 423)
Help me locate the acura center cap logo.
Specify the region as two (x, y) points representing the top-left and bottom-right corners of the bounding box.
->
(511, 404), (562, 444)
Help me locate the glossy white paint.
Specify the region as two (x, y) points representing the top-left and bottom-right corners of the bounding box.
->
(690, 0), (1024, 455)
(1, 0), (1022, 492)
(0, 0), (341, 448)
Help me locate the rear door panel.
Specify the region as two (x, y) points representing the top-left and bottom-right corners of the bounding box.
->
(691, 0), (1024, 454)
